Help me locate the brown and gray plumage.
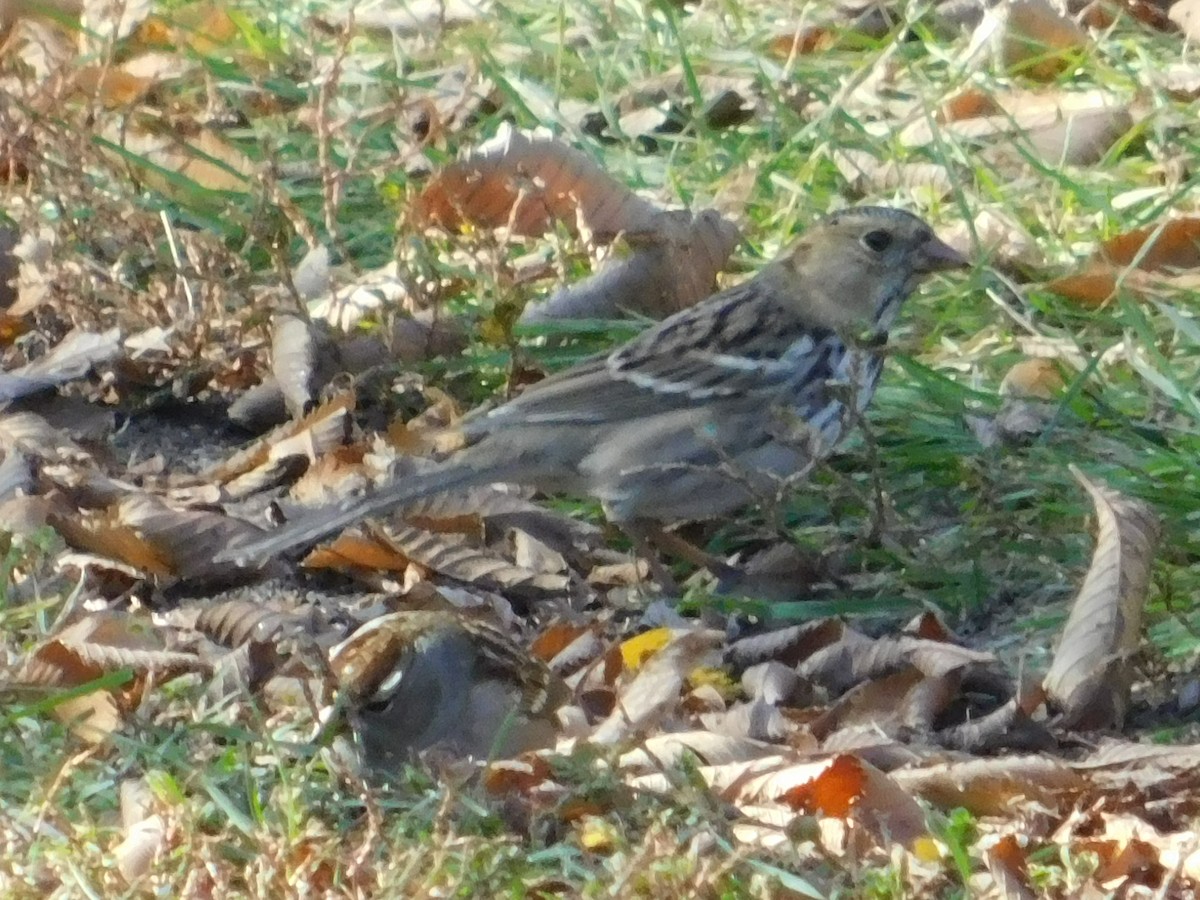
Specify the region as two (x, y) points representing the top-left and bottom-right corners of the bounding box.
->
(221, 207), (968, 571)
(329, 610), (567, 766)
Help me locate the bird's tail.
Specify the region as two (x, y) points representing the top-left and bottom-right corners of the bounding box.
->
(218, 459), (515, 568)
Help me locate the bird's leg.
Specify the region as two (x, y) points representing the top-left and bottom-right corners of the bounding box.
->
(644, 525), (743, 582)
(619, 519), (742, 592)
(618, 519), (681, 595)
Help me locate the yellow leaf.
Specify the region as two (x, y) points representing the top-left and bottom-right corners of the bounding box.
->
(912, 836), (943, 863)
(619, 627), (672, 671)
(687, 666), (738, 698)
(577, 816), (619, 853)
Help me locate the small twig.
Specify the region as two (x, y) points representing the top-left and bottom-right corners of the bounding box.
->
(34, 744), (101, 839)
(159, 210), (196, 321)
(987, 268), (1044, 338)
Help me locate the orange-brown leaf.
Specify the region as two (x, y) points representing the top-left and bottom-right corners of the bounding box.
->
(1099, 217), (1200, 270)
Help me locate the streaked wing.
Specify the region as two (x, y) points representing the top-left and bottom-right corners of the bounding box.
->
(461, 354), (683, 432)
(608, 281), (817, 397)
(465, 277), (818, 434)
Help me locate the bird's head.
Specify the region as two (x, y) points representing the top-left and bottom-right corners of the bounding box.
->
(779, 206), (968, 337)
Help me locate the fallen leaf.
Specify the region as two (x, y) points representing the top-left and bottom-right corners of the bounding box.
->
(968, 0), (1091, 80)
(779, 754), (929, 848)
(893, 756), (1085, 816)
(832, 148), (954, 200)
(520, 208), (740, 322)
(1170, 0), (1200, 39)
(1042, 469), (1161, 729)
(114, 778), (167, 883)
(105, 123), (255, 195)
(415, 124), (740, 320)
(901, 89), (1135, 168)
(1000, 358), (1066, 399)
(270, 313), (342, 420)
(590, 629), (723, 745)
(619, 627), (673, 671)
(982, 834), (1036, 900)
(1099, 217), (1200, 270)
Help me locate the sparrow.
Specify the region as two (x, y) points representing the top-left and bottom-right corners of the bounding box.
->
(221, 207), (968, 582)
(328, 610), (567, 766)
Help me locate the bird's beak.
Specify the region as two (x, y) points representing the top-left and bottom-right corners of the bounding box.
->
(915, 235), (969, 273)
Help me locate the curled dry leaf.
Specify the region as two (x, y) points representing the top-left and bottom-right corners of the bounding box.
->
(270, 313), (342, 420)
(831, 148), (954, 200)
(700, 700), (798, 744)
(511, 528), (566, 575)
(541, 626), (608, 679)
(810, 666), (963, 739)
(243, 309), (463, 433)
(309, 522), (567, 596)
(530, 621), (591, 662)
(19, 611), (202, 684)
(115, 777), (167, 883)
(115, 811), (166, 883)
(1043, 469), (1161, 729)
(113, 494), (281, 582)
(414, 123), (740, 321)
(415, 122), (661, 238)
(17, 611), (203, 743)
(1073, 736), (1200, 778)
(0, 328), (120, 402)
(892, 755), (1086, 817)
(901, 610), (958, 643)
(209, 391), (355, 486)
(779, 754), (929, 849)
(303, 530), (413, 575)
(49, 506), (175, 577)
(280, 445), (369, 508)
(935, 698), (1056, 755)
(724, 618), (847, 670)
(741, 660), (805, 707)
(636, 752), (927, 851)
(1098, 217), (1200, 270)
(799, 631), (1009, 702)
(819, 727), (929, 772)
(522, 208), (741, 322)
(193, 599), (320, 649)
(630, 752), (813, 800)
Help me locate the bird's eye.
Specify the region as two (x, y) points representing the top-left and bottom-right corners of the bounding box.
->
(363, 695), (395, 715)
(861, 230), (893, 253)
